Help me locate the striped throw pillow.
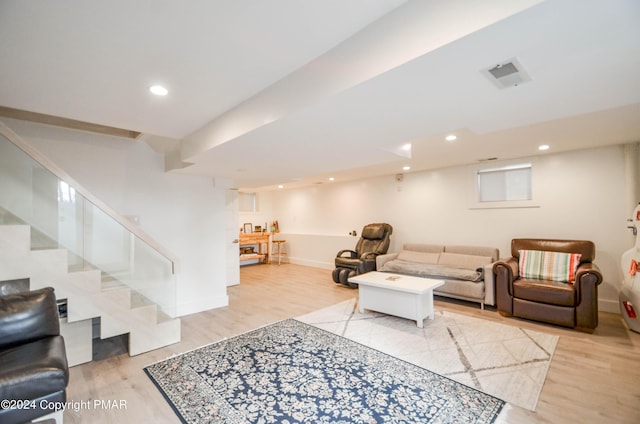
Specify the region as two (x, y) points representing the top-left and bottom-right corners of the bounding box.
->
(518, 250), (582, 283)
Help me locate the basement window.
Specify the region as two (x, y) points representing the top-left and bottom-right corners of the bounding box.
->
(471, 163), (538, 209)
(238, 192), (257, 212)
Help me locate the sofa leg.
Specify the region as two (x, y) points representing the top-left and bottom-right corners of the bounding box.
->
(480, 302), (485, 311)
(498, 310), (512, 317)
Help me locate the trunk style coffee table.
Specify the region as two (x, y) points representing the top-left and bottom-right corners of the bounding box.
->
(348, 271), (445, 328)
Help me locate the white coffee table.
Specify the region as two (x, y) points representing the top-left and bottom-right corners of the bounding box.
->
(348, 271), (444, 328)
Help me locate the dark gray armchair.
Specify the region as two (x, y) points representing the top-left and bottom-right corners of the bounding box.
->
(0, 287), (69, 424)
(333, 223), (393, 287)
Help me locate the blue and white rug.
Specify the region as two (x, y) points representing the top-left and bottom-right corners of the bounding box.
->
(145, 318), (505, 423)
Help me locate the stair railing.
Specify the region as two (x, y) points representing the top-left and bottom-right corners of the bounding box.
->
(0, 121), (178, 317)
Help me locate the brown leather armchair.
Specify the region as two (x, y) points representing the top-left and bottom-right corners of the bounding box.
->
(493, 238), (603, 332)
(333, 223), (393, 287)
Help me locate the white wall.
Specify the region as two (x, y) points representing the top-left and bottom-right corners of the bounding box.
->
(2, 119), (229, 316)
(263, 145), (636, 313)
(8, 114), (632, 316)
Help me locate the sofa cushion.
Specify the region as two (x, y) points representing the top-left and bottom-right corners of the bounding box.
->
(435, 279), (485, 301)
(444, 245), (499, 262)
(513, 278), (576, 307)
(336, 256), (366, 270)
(518, 250), (582, 283)
(438, 252), (493, 271)
(0, 288), (60, 349)
(396, 250), (440, 264)
(379, 260), (483, 282)
(403, 243), (444, 254)
(0, 335), (69, 401)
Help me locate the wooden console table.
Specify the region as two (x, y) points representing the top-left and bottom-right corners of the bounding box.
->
(239, 232), (272, 264)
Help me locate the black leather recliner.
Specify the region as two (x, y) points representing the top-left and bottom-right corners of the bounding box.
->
(0, 287), (69, 424)
(333, 223), (393, 287)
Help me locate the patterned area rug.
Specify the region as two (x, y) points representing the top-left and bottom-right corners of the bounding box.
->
(298, 299), (558, 411)
(145, 318), (505, 423)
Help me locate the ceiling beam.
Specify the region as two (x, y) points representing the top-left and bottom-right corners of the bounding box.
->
(0, 106), (141, 139)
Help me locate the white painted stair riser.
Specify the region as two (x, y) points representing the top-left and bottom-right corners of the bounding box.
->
(0, 224), (181, 365)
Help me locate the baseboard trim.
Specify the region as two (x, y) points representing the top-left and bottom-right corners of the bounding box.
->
(288, 257), (333, 270)
(599, 298), (620, 314)
(176, 294), (229, 317)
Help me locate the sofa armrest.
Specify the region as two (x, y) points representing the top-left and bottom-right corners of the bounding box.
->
(493, 258), (519, 315)
(376, 252), (399, 269)
(482, 262), (497, 306)
(336, 249), (357, 259)
(493, 258), (519, 281)
(575, 262), (603, 302)
(574, 262), (603, 330)
(0, 287), (60, 349)
(576, 262), (603, 286)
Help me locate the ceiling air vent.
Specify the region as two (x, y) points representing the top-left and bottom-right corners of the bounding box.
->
(483, 57), (531, 89)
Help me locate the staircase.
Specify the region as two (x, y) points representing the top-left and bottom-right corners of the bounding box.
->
(0, 224), (180, 364)
(1, 122), (180, 366)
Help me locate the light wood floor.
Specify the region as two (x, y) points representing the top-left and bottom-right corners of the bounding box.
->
(65, 264), (640, 423)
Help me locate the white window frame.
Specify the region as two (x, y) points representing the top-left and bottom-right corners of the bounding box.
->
(470, 161), (539, 209)
(238, 192), (257, 212)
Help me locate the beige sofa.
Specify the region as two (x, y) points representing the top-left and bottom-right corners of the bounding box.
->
(376, 243), (500, 309)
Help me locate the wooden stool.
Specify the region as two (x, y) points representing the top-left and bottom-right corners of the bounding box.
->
(272, 239), (286, 265)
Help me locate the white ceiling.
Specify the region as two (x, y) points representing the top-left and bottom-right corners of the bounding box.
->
(1, 0), (639, 190)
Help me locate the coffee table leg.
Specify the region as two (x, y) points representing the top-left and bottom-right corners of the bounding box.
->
(416, 294), (424, 328)
(415, 292), (435, 328)
(425, 291), (435, 320)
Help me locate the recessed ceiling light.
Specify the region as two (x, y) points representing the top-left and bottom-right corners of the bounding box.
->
(445, 134), (457, 141)
(329, 177), (335, 181)
(277, 184), (284, 189)
(401, 143), (412, 151)
(538, 144), (550, 151)
(403, 166), (411, 171)
(149, 85), (168, 96)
